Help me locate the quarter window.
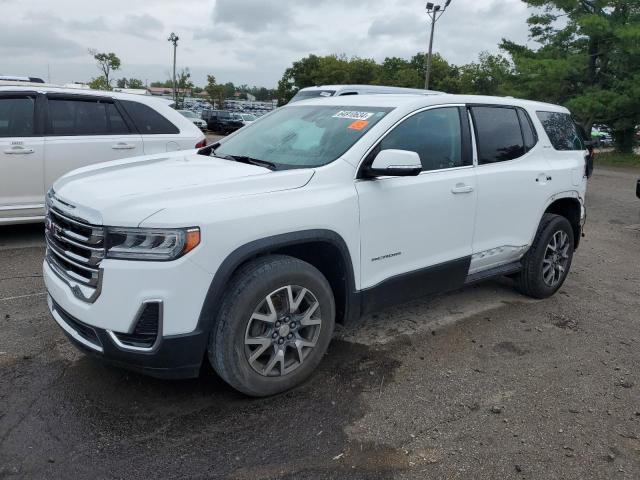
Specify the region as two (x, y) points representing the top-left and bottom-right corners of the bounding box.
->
(47, 98), (131, 136)
(0, 96), (35, 137)
(536, 111), (584, 151)
(471, 106), (525, 164)
(120, 100), (179, 134)
(517, 108), (538, 152)
(378, 107), (466, 171)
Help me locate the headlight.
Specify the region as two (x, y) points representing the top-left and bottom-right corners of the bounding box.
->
(105, 227), (200, 261)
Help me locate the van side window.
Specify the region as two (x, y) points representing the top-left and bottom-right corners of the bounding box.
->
(378, 107), (466, 171)
(120, 100), (179, 135)
(0, 96), (35, 137)
(47, 98), (130, 136)
(471, 106), (525, 164)
(536, 111), (584, 151)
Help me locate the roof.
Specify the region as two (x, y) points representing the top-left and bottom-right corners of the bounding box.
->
(299, 85), (436, 94)
(0, 84), (174, 106)
(290, 93), (568, 112)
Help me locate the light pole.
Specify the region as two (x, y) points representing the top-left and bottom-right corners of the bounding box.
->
(168, 32), (179, 106)
(424, 0), (452, 90)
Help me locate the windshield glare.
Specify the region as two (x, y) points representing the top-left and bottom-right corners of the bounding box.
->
(213, 105), (392, 169)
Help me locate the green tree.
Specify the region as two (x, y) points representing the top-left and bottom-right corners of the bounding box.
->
(501, 0), (640, 152)
(175, 68), (194, 108)
(116, 78), (145, 89)
(457, 52), (513, 95)
(205, 75), (226, 109)
(88, 50), (121, 89)
(88, 76), (110, 91)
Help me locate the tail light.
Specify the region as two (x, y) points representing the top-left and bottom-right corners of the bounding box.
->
(195, 138), (207, 149)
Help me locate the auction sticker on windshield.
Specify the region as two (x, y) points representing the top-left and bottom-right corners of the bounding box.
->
(333, 111), (374, 120)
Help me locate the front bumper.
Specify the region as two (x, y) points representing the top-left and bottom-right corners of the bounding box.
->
(47, 294), (208, 379)
(44, 254), (214, 379)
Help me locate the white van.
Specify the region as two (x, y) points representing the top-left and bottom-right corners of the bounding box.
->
(0, 85), (206, 224)
(288, 84), (440, 103)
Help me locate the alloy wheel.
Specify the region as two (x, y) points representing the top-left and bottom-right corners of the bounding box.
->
(244, 285), (322, 377)
(542, 230), (571, 287)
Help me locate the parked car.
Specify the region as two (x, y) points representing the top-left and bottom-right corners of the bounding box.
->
(177, 109), (207, 130)
(44, 94), (589, 397)
(201, 110), (244, 134)
(236, 113), (257, 126)
(288, 84), (440, 103)
(0, 85), (206, 225)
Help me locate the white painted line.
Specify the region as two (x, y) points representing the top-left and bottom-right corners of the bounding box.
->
(0, 292), (47, 302)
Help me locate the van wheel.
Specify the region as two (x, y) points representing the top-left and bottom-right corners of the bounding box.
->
(209, 255), (335, 397)
(515, 213), (574, 299)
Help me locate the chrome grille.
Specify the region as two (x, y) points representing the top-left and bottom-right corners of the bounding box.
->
(45, 204), (105, 289)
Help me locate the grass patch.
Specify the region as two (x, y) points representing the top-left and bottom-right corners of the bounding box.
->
(595, 152), (640, 167)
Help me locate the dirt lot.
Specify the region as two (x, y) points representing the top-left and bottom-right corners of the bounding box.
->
(1, 166), (639, 479)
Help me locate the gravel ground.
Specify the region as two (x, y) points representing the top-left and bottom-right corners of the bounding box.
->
(0, 165), (638, 479)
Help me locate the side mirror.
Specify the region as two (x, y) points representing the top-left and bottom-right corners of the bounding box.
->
(364, 149), (422, 178)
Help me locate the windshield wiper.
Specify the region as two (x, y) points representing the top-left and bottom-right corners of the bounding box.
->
(218, 154), (278, 171)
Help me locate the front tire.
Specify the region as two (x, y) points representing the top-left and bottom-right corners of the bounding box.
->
(515, 213), (574, 299)
(209, 255), (335, 397)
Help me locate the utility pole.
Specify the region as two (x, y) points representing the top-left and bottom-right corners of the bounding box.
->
(424, 0), (452, 90)
(168, 32), (179, 106)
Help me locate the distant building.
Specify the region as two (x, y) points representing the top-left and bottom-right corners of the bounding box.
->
(148, 86), (192, 97)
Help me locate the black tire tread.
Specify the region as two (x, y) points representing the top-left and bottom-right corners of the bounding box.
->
(209, 255), (333, 396)
(515, 213), (574, 299)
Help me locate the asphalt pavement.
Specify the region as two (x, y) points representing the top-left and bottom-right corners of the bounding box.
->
(1, 165), (639, 479)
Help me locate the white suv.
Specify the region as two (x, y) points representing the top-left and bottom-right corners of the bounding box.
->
(0, 85), (206, 224)
(43, 94), (590, 396)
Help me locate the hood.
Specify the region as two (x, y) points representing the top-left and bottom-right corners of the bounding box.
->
(53, 151), (314, 226)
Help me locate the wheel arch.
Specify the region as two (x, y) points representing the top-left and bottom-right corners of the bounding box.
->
(196, 230), (359, 339)
(543, 195), (583, 250)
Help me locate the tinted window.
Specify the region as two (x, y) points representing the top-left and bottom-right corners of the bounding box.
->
(47, 98), (130, 135)
(289, 90), (336, 103)
(120, 100), (179, 134)
(0, 96), (35, 137)
(379, 107), (464, 171)
(472, 106), (525, 164)
(536, 111), (584, 151)
(517, 108), (537, 151)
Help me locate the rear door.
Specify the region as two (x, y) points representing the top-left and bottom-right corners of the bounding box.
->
(0, 92), (45, 221)
(43, 94), (144, 189)
(118, 100), (182, 154)
(469, 105), (551, 274)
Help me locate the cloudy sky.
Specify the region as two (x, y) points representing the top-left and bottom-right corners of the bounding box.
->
(0, 0), (536, 88)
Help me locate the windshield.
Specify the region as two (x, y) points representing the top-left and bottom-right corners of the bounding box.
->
(213, 105), (392, 169)
(241, 114), (257, 121)
(178, 110), (197, 118)
(289, 90), (336, 103)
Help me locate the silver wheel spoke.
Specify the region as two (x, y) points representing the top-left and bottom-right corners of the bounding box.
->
(245, 284), (323, 377)
(300, 301), (321, 326)
(264, 348), (284, 376)
(247, 339), (272, 365)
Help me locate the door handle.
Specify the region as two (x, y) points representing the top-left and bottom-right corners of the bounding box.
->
(111, 143), (136, 150)
(451, 183), (474, 194)
(4, 146), (35, 155)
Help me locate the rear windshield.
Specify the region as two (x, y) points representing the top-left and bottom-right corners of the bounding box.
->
(289, 90), (336, 103)
(213, 105), (393, 169)
(536, 111), (584, 151)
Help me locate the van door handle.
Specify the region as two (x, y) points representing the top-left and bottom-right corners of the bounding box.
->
(111, 143), (136, 150)
(536, 173), (552, 183)
(4, 146), (35, 155)
(451, 183), (474, 194)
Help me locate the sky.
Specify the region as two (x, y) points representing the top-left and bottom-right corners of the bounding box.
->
(0, 0), (536, 88)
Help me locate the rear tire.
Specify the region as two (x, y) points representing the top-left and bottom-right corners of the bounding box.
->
(209, 255), (335, 397)
(515, 213), (574, 299)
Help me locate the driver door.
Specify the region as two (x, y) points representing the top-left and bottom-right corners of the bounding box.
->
(355, 106), (477, 311)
